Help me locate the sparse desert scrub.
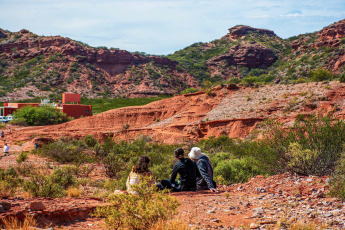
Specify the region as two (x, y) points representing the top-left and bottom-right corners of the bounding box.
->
(0, 166), (22, 196)
(256, 114), (345, 176)
(329, 150), (345, 201)
(1, 214), (37, 230)
(94, 180), (179, 230)
(23, 168), (76, 198)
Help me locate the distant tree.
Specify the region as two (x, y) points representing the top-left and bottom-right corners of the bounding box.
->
(11, 106), (71, 126)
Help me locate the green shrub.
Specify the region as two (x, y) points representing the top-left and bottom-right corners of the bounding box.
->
(339, 73), (345, 83)
(23, 168), (76, 198)
(51, 168), (76, 189)
(329, 151), (345, 201)
(257, 114), (345, 176)
(242, 76), (258, 84)
(341, 37), (345, 45)
(24, 174), (64, 198)
(227, 77), (241, 84)
(213, 156), (263, 184)
(12, 106), (69, 126)
(180, 88), (198, 94)
(285, 142), (320, 175)
(10, 117), (27, 126)
(16, 152), (29, 164)
(38, 141), (94, 165)
(94, 179), (179, 229)
(0, 167), (22, 196)
(308, 68), (334, 81)
(84, 135), (99, 148)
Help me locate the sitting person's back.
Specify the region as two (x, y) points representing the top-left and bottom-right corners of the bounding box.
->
(189, 147), (217, 192)
(157, 147), (196, 192)
(126, 156), (155, 194)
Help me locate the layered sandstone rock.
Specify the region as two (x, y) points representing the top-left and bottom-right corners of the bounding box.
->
(0, 30), (197, 99)
(226, 25), (276, 40)
(207, 43), (277, 69)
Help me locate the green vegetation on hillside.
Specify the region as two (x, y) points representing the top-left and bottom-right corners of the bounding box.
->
(81, 95), (170, 114)
(168, 32), (288, 84)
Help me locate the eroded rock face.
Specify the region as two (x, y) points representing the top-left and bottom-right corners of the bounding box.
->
(0, 30), (197, 99)
(207, 43), (277, 69)
(291, 19), (345, 72)
(292, 19), (345, 51)
(317, 19), (345, 47)
(0, 36), (177, 76)
(0, 29), (7, 39)
(227, 25), (276, 39)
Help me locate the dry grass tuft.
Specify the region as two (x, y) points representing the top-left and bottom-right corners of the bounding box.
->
(2, 214), (37, 230)
(67, 187), (80, 198)
(151, 218), (192, 230)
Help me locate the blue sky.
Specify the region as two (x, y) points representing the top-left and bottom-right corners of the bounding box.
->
(1, 0), (345, 55)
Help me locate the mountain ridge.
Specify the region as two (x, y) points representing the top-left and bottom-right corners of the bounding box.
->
(1, 19), (345, 101)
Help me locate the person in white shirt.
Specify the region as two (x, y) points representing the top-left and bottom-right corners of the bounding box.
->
(3, 143), (9, 154)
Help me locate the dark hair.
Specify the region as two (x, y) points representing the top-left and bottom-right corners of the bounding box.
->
(174, 147), (184, 159)
(133, 155), (151, 173)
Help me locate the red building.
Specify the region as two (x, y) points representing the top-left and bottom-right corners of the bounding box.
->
(1, 93), (92, 119)
(2, 103), (40, 116)
(61, 93), (92, 118)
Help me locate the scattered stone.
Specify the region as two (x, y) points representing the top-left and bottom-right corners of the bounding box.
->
(243, 202), (251, 208)
(27, 201), (45, 211)
(207, 207), (216, 214)
(0, 202), (11, 210)
(210, 218), (221, 223)
(260, 220), (277, 224)
(250, 222), (260, 229)
(237, 185), (245, 191)
(325, 213), (333, 218)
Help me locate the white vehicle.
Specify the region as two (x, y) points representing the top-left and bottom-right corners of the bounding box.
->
(0, 116), (6, 123)
(5, 115), (13, 122)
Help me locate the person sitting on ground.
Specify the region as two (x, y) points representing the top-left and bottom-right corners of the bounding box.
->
(158, 147), (196, 192)
(189, 147), (217, 192)
(3, 143), (9, 155)
(126, 155), (155, 194)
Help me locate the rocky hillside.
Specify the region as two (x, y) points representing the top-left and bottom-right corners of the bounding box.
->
(168, 25), (289, 82)
(274, 19), (345, 83)
(7, 80), (345, 145)
(0, 29), (197, 101)
(1, 19), (345, 101)
(169, 20), (345, 85)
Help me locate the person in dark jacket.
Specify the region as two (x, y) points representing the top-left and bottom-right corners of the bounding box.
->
(158, 147), (196, 192)
(189, 147), (217, 192)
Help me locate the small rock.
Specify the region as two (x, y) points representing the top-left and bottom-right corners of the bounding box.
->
(207, 207), (216, 214)
(243, 202), (251, 208)
(0, 202), (11, 210)
(210, 218), (221, 223)
(27, 201), (45, 211)
(250, 222), (260, 229)
(237, 185), (245, 191)
(324, 213), (333, 218)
